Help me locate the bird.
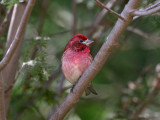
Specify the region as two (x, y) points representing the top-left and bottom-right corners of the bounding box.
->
(62, 34), (97, 96)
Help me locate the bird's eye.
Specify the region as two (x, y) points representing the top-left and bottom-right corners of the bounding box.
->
(79, 40), (83, 43)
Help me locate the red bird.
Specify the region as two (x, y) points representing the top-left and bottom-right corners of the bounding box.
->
(62, 34), (97, 96)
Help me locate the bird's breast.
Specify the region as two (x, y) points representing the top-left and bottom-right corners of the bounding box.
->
(62, 50), (92, 84)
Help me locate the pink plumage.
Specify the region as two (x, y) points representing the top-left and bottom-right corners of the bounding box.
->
(62, 46), (92, 84)
(62, 34), (97, 95)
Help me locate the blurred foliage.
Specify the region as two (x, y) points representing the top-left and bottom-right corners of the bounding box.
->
(2, 0), (18, 9)
(0, 0), (160, 120)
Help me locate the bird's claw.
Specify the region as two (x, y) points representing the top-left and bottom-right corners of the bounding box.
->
(70, 85), (75, 93)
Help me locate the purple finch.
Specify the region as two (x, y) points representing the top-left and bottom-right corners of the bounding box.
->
(62, 34), (97, 96)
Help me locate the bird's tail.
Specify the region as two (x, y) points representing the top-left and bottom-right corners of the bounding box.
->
(85, 83), (98, 96)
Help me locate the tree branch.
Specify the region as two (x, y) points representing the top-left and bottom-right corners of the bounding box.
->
(94, 0), (125, 21)
(0, 7), (13, 38)
(0, 72), (6, 120)
(0, 0), (36, 115)
(0, 0), (36, 70)
(146, 1), (160, 11)
(2, 2), (28, 112)
(133, 6), (160, 16)
(87, 0), (117, 37)
(127, 26), (160, 41)
(133, 1), (160, 16)
(49, 0), (141, 119)
(37, 0), (49, 35)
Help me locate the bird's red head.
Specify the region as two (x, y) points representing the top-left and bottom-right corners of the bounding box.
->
(64, 34), (94, 52)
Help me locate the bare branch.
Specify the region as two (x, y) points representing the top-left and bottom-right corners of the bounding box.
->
(49, 26), (90, 37)
(37, 0), (49, 35)
(133, 1), (160, 17)
(133, 6), (160, 16)
(146, 1), (160, 11)
(0, 0), (36, 70)
(0, 73), (6, 120)
(127, 26), (160, 41)
(0, 7), (13, 38)
(3, 3), (27, 112)
(94, 0), (125, 21)
(49, 0), (141, 119)
(0, 0), (36, 115)
(87, 0), (117, 37)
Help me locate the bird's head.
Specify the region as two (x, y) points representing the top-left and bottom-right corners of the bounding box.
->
(64, 34), (94, 52)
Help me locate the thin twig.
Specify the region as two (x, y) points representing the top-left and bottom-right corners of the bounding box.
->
(133, 1), (160, 17)
(127, 26), (160, 41)
(87, 0), (117, 37)
(107, 18), (143, 62)
(37, 0), (49, 35)
(133, 6), (160, 16)
(94, 0), (125, 21)
(146, 1), (160, 11)
(49, 26), (90, 37)
(132, 0), (154, 20)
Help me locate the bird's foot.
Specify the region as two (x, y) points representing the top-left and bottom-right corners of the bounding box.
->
(70, 85), (75, 93)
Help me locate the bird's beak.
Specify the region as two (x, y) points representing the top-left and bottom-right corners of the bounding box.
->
(82, 39), (94, 46)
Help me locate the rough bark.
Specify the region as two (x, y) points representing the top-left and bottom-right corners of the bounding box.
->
(0, 72), (6, 120)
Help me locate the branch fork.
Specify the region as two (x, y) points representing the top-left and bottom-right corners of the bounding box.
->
(94, 0), (125, 21)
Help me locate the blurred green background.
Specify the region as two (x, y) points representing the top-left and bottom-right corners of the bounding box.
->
(1, 0), (160, 120)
